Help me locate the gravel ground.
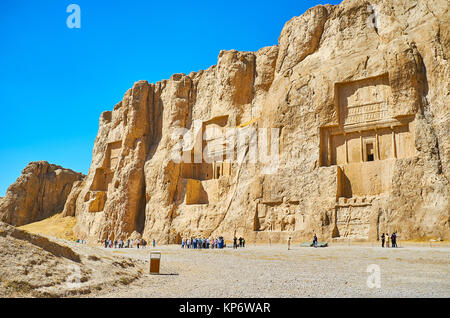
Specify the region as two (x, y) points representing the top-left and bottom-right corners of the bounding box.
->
(83, 243), (450, 298)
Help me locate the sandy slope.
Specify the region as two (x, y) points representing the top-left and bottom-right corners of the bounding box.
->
(18, 213), (77, 241)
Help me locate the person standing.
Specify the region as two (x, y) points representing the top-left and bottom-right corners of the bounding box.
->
(313, 234), (318, 248)
(104, 239), (108, 248)
(386, 233), (390, 248)
(233, 236), (238, 249)
(153, 239), (156, 247)
(288, 237), (291, 250)
(391, 233), (396, 248)
(381, 233), (385, 248)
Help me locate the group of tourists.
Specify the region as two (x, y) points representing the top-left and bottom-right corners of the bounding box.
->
(181, 236), (228, 249)
(233, 236), (246, 249)
(381, 232), (398, 247)
(100, 232), (398, 249)
(103, 238), (156, 249)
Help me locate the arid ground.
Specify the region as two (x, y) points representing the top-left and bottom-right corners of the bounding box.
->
(86, 242), (449, 298)
(1, 219), (449, 298)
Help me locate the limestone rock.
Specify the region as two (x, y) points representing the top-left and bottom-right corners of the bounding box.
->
(70, 0), (449, 243)
(62, 180), (85, 217)
(128, 231), (142, 241)
(276, 5), (328, 75)
(0, 161), (85, 226)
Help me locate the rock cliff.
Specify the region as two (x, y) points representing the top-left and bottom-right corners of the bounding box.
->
(0, 161), (84, 226)
(69, 0), (449, 243)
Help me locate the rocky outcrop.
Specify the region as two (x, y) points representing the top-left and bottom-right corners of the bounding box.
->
(0, 222), (143, 297)
(62, 180), (85, 217)
(0, 222), (81, 262)
(71, 0), (449, 243)
(0, 161), (85, 226)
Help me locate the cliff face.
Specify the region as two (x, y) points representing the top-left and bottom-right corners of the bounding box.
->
(70, 0), (449, 243)
(0, 161), (85, 226)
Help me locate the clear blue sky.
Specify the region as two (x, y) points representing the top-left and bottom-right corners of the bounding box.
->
(0, 0), (341, 196)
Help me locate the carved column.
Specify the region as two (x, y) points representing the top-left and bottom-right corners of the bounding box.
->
(359, 132), (363, 162)
(328, 132), (332, 166)
(391, 127), (397, 159)
(344, 132), (348, 164)
(375, 129), (380, 160)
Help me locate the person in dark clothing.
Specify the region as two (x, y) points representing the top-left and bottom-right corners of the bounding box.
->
(313, 234), (318, 248)
(381, 233), (385, 247)
(391, 233), (397, 248)
(233, 236), (238, 249)
(104, 239), (108, 248)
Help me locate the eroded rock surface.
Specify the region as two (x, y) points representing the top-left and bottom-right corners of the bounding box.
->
(0, 222), (143, 298)
(0, 161), (84, 226)
(71, 0), (449, 243)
